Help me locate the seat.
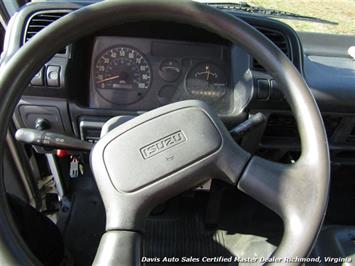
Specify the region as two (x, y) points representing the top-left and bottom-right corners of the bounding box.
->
(7, 194), (65, 266)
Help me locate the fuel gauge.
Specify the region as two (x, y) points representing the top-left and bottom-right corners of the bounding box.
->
(159, 59), (182, 82)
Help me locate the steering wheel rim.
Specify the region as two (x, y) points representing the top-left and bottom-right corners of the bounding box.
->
(0, 0), (329, 265)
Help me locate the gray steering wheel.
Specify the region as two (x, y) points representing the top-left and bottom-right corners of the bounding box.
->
(0, 1), (330, 265)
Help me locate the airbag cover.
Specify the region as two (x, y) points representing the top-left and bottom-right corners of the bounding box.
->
(103, 108), (222, 192)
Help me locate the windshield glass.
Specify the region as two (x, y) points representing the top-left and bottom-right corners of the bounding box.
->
(199, 0), (355, 35)
(31, 0), (355, 35)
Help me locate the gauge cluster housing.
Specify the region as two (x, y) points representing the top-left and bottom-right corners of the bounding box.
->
(89, 36), (232, 115)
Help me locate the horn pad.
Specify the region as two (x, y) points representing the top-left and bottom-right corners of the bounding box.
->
(101, 106), (222, 193)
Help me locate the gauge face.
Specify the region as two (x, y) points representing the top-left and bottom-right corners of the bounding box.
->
(159, 59), (182, 82)
(94, 46), (151, 93)
(185, 63), (227, 102)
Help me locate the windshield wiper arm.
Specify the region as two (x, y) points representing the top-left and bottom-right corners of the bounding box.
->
(208, 2), (338, 25)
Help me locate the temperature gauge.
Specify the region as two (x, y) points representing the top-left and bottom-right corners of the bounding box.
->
(185, 62), (227, 102)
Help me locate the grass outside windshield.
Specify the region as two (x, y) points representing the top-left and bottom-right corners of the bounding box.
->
(201, 0), (355, 35)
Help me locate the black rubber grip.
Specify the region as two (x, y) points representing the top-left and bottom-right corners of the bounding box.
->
(230, 112), (266, 137)
(15, 128), (93, 151)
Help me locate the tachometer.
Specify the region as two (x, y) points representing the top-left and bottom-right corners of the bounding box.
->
(94, 46), (152, 104)
(185, 62), (227, 102)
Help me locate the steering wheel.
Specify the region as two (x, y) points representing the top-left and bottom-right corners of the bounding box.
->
(0, 1), (330, 265)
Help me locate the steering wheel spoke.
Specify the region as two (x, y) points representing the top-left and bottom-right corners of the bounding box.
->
(93, 231), (142, 265)
(238, 155), (328, 259)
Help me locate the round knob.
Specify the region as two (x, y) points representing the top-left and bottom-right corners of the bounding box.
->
(35, 118), (50, 131)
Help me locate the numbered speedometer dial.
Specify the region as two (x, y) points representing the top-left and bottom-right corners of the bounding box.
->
(94, 46), (152, 105)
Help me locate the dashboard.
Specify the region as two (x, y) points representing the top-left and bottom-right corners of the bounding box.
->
(89, 37), (233, 114)
(3, 1), (355, 166)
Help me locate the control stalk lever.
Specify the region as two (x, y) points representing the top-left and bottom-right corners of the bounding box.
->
(230, 112), (266, 138)
(15, 128), (93, 151)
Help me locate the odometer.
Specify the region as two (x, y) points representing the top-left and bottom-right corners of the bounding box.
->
(94, 46), (152, 104)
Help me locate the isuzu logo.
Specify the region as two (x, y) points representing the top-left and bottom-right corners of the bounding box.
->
(140, 130), (187, 159)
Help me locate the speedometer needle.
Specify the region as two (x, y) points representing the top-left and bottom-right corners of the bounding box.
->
(97, 75), (120, 84)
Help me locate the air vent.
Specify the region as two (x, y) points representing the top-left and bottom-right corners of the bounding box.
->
(252, 27), (291, 71)
(264, 114), (341, 139)
(24, 11), (70, 54)
(264, 114), (298, 139)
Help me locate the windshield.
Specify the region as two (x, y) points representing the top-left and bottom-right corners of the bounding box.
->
(199, 0), (355, 35)
(30, 0), (355, 35)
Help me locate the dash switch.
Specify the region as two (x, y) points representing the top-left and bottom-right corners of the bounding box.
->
(30, 68), (44, 86)
(46, 65), (61, 87)
(257, 79), (270, 100)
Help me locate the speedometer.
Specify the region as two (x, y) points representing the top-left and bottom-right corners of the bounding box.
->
(94, 46), (152, 104)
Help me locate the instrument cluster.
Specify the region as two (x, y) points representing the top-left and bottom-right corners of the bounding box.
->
(90, 37), (233, 114)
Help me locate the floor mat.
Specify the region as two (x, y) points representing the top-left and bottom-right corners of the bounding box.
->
(59, 165), (355, 265)
(61, 178), (282, 265)
(144, 191), (281, 265)
(145, 215), (228, 259)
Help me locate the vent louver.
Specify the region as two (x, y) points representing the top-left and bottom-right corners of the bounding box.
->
(24, 11), (70, 54)
(252, 27), (291, 71)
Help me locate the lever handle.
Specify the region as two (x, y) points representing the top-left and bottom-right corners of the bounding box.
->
(230, 112), (266, 138)
(15, 128), (93, 151)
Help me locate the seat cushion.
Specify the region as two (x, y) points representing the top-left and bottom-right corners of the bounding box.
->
(7, 194), (65, 266)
